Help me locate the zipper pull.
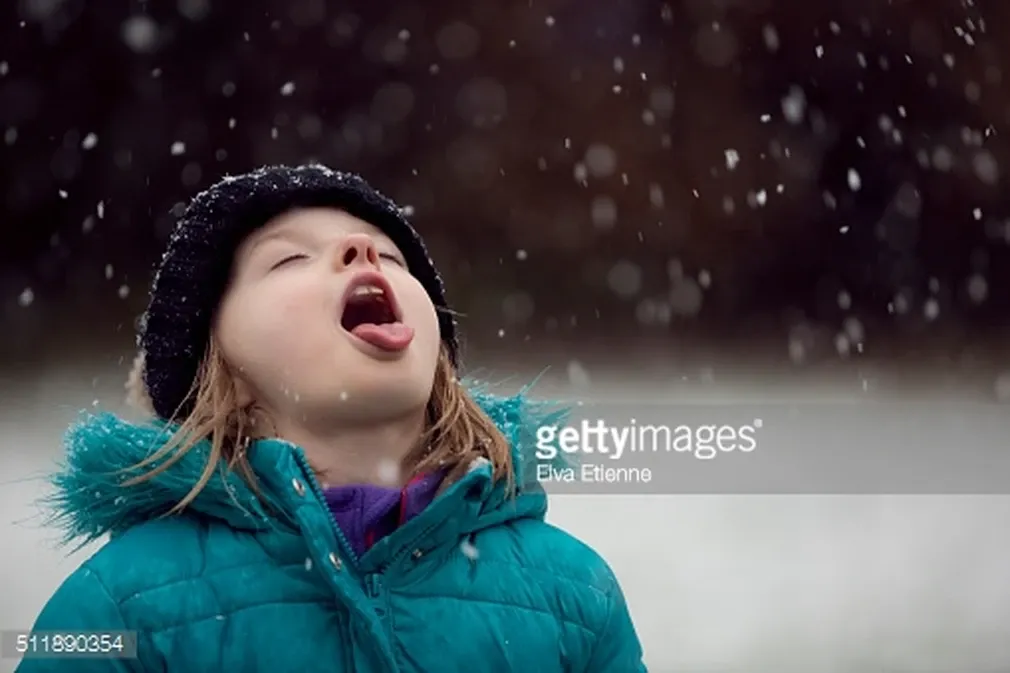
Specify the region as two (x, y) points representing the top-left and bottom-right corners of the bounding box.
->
(365, 573), (380, 597)
(365, 574), (388, 619)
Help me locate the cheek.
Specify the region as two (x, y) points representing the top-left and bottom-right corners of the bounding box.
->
(217, 283), (328, 365)
(259, 290), (322, 335)
(398, 281), (441, 353)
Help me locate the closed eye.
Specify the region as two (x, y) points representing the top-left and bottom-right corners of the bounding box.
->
(270, 253), (309, 270)
(378, 252), (406, 268)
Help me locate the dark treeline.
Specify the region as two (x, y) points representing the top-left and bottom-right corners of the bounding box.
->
(2, 0), (1009, 367)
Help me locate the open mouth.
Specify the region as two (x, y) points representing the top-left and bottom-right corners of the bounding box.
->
(339, 271), (401, 332)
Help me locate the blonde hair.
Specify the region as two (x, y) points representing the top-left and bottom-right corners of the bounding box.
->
(123, 342), (514, 514)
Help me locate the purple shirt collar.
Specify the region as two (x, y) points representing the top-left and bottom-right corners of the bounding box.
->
(322, 471), (444, 559)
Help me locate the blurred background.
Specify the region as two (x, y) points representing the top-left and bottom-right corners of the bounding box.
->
(2, 0), (1010, 671)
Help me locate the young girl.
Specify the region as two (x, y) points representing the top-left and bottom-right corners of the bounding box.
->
(18, 164), (645, 672)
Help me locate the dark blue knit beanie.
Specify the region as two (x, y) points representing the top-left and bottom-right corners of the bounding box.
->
(139, 163), (458, 421)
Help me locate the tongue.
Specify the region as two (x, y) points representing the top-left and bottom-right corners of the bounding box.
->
(350, 322), (415, 351)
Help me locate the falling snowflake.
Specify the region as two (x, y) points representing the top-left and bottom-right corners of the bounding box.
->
(607, 261), (643, 298)
(834, 333), (851, 356)
(762, 24), (779, 52)
(460, 539), (479, 560)
(994, 372), (1010, 401)
(781, 86), (806, 124)
(18, 288), (34, 307)
(669, 278), (704, 316)
(788, 336), (806, 364)
(747, 189), (768, 207)
(376, 460), (400, 486)
(590, 196), (618, 229)
(122, 16), (159, 53)
(972, 151), (998, 185)
(724, 149), (740, 171)
(584, 144), (617, 178)
(648, 183), (664, 208)
(966, 274), (988, 304)
(847, 169), (862, 191)
(567, 360), (591, 387)
(178, 0), (210, 20)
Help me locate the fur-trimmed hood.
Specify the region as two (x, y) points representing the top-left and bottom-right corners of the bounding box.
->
(44, 382), (570, 548)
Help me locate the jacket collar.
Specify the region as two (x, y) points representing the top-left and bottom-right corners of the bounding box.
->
(45, 382), (570, 553)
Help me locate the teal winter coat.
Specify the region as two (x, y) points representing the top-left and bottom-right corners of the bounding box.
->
(17, 389), (646, 672)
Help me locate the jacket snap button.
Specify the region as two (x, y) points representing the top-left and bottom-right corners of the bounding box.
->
(411, 549), (423, 560)
(292, 478), (306, 496)
(328, 552), (342, 571)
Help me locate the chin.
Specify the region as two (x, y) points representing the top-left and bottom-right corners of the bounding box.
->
(325, 370), (432, 411)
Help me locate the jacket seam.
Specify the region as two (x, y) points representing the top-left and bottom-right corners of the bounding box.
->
(469, 558), (610, 600)
(84, 561), (148, 671)
(123, 573), (597, 638)
(144, 600), (328, 635)
(582, 583), (617, 671)
(116, 561), (308, 603)
(402, 593), (596, 637)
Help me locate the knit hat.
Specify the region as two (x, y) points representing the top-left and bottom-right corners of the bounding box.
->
(138, 163), (458, 421)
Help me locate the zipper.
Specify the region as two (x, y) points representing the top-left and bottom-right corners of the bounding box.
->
(291, 449), (361, 567)
(293, 447), (470, 575)
(357, 520), (443, 637)
(290, 449), (401, 673)
(340, 619), (356, 671)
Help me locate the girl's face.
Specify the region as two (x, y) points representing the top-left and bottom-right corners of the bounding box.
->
(214, 208), (441, 427)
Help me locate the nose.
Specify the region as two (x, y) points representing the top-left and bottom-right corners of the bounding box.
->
(333, 233), (380, 271)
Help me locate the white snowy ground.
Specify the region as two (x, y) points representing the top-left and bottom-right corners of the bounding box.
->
(2, 364), (1009, 673)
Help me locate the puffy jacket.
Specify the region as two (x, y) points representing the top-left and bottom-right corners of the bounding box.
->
(17, 388), (646, 672)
